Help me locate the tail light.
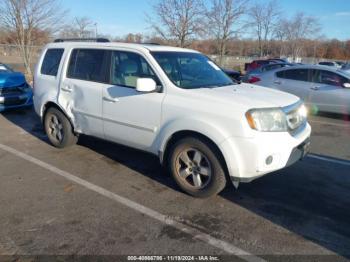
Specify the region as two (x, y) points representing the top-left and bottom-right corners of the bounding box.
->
(248, 76), (261, 83)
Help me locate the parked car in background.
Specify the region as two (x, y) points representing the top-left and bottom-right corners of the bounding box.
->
(244, 58), (290, 73)
(0, 63), (33, 112)
(318, 61), (342, 68)
(222, 68), (241, 82)
(244, 59), (277, 72)
(255, 65), (350, 115)
(242, 63), (294, 83)
(341, 63), (350, 74)
(33, 39), (311, 197)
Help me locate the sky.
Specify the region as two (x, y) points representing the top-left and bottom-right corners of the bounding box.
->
(60, 0), (350, 40)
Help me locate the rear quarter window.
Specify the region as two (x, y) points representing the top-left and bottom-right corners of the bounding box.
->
(41, 49), (64, 76)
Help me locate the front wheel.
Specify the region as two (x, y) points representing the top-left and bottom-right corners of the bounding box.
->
(168, 137), (227, 198)
(44, 107), (78, 148)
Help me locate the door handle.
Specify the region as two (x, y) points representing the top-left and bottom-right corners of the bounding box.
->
(103, 96), (119, 103)
(274, 80), (281, 85)
(310, 86), (320, 91)
(61, 86), (73, 93)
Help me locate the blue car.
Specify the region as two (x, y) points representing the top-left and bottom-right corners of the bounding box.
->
(0, 63), (33, 112)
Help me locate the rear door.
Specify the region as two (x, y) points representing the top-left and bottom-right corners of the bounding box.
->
(309, 69), (350, 114)
(272, 68), (312, 102)
(58, 48), (109, 137)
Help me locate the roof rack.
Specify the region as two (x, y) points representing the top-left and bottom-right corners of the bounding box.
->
(143, 42), (161, 45)
(54, 38), (110, 43)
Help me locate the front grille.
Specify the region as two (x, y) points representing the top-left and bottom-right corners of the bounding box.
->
(3, 97), (27, 106)
(0, 84), (26, 96)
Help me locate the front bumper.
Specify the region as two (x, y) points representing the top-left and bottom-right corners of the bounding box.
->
(0, 92), (33, 112)
(220, 123), (312, 183)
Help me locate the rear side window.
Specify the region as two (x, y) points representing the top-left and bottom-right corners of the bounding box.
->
(276, 69), (310, 82)
(41, 49), (64, 76)
(67, 49), (109, 83)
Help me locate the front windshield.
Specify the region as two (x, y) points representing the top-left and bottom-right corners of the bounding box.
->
(151, 51), (234, 89)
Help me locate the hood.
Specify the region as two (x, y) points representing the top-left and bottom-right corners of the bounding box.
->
(188, 83), (299, 109)
(0, 72), (26, 88)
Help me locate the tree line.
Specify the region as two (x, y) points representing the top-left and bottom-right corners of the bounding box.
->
(0, 0), (349, 78)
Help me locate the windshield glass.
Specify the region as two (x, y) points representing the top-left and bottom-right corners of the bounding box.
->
(151, 51), (234, 89)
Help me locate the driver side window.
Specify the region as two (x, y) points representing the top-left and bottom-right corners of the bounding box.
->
(110, 51), (160, 88)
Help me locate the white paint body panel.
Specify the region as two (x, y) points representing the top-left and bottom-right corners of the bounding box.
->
(34, 42), (311, 183)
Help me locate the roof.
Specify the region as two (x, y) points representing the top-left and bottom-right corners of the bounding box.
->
(44, 41), (199, 53)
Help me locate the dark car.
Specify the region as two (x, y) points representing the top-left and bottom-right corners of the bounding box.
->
(223, 68), (241, 82)
(0, 63), (33, 112)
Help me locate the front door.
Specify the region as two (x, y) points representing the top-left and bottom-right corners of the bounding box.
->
(102, 50), (165, 151)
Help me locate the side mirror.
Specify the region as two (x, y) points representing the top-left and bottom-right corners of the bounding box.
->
(343, 83), (350, 89)
(136, 78), (157, 93)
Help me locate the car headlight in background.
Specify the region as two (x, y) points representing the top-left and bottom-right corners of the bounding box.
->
(246, 108), (288, 132)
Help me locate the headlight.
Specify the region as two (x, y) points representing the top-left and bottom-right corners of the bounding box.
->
(246, 108), (288, 132)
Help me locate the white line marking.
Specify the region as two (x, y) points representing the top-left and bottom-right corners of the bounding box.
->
(308, 154), (350, 166)
(309, 120), (350, 128)
(0, 143), (265, 262)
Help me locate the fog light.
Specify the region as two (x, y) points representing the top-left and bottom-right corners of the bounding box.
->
(266, 156), (273, 165)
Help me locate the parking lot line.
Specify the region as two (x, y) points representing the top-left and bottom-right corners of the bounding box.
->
(0, 143), (265, 262)
(309, 120), (350, 128)
(308, 154), (350, 166)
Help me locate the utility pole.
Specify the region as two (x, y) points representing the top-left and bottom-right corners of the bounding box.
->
(94, 23), (98, 38)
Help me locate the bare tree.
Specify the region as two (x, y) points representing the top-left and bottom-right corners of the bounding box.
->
(60, 16), (95, 39)
(207, 0), (246, 65)
(74, 17), (94, 38)
(277, 12), (320, 61)
(0, 0), (67, 78)
(146, 0), (206, 47)
(248, 0), (281, 57)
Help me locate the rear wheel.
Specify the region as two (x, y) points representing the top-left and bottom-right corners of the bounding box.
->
(44, 107), (78, 148)
(168, 137), (227, 198)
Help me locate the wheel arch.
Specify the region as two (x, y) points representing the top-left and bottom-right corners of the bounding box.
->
(42, 101), (76, 133)
(162, 130), (226, 167)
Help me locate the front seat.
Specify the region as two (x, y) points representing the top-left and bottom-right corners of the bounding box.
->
(119, 59), (139, 88)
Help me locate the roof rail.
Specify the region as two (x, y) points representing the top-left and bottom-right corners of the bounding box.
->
(143, 42), (161, 45)
(54, 38), (110, 43)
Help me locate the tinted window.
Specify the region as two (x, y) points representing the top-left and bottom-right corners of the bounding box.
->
(312, 70), (348, 87)
(276, 69), (310, 82)
(110, 51), (160, 88)
(67, 49), (108, 83)
(319, 62), (334, 66)
(41, 49), (64, 76)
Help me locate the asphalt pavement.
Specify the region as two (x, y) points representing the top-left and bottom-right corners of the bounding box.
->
(0, 108), (349, 262)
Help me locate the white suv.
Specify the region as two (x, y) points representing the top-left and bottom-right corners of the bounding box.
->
(34, 39), (311, 197)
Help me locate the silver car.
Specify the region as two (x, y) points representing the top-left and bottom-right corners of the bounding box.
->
(256, 65), (350, 115)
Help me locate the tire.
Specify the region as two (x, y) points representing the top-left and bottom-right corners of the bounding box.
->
(168, 137), (227, 198)
(44, 107), (78, 148)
